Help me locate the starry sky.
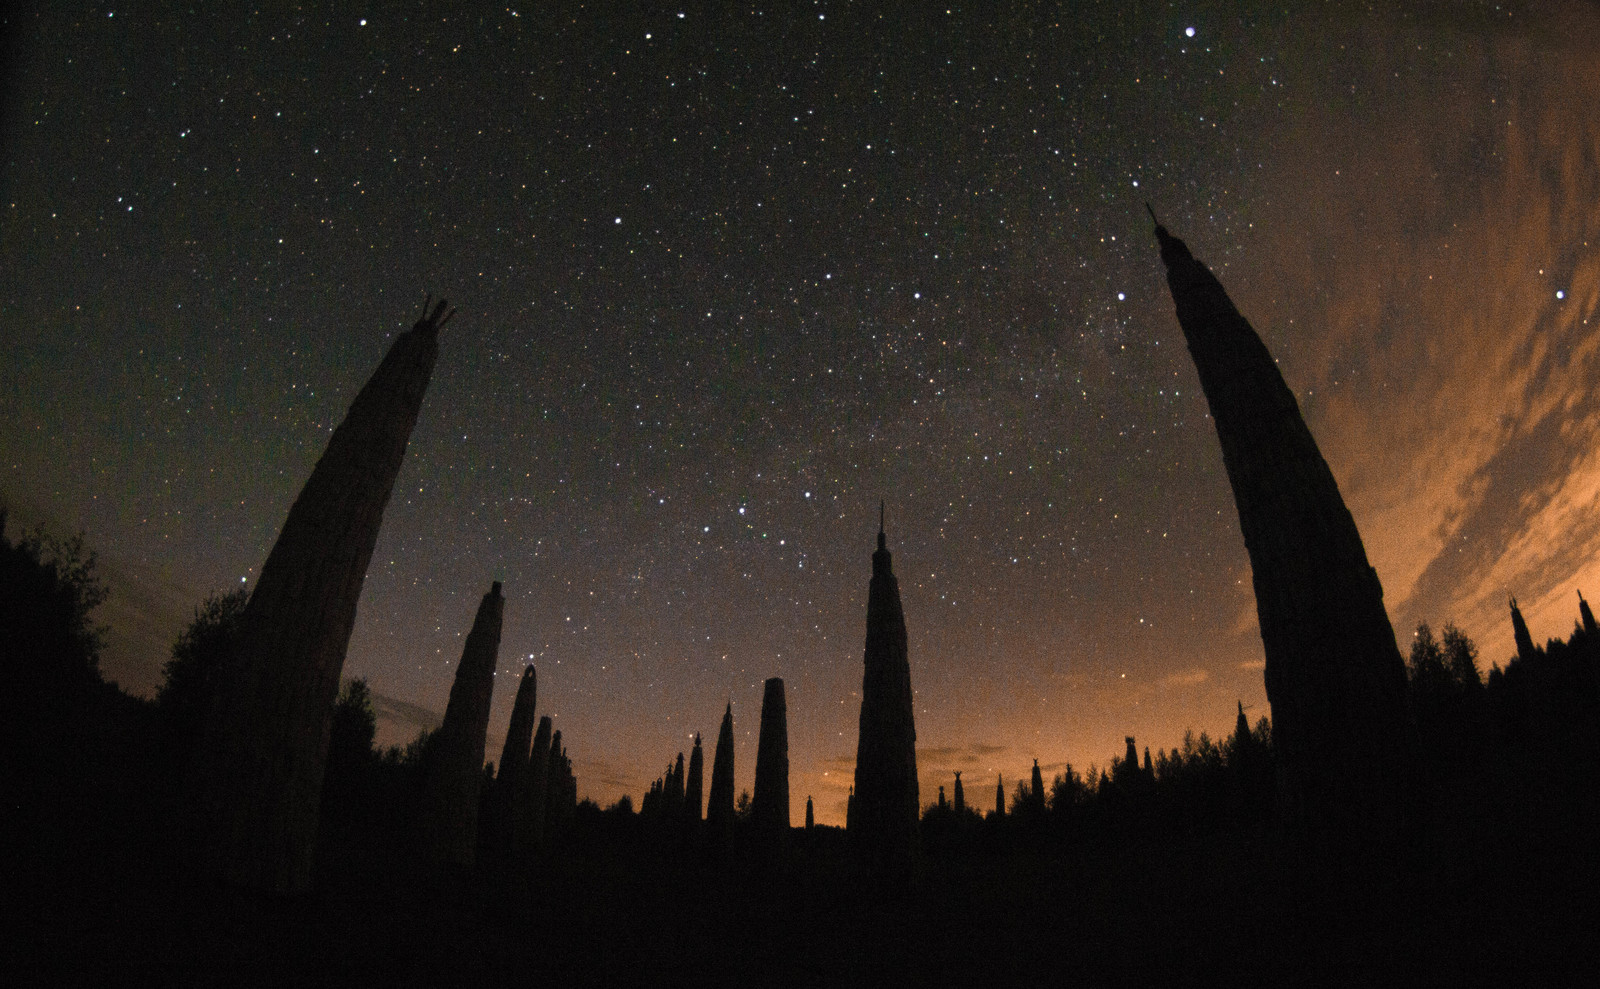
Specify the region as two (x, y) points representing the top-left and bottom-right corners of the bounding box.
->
(3, 2), (1598, 824)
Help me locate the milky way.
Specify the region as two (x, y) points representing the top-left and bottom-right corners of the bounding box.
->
(4, 3), (1597, 821)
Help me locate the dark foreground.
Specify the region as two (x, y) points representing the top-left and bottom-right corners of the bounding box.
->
(8, 711), (1599, 989)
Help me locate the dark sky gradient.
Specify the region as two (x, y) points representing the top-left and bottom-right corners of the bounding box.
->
(4, 2), (1598, 822)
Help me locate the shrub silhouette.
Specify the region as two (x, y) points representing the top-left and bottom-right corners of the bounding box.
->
(157, 589), (247, 756)
(1, 510), (108, 721)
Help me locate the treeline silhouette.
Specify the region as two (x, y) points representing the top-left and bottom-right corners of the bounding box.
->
(11, 497), (1600, 860)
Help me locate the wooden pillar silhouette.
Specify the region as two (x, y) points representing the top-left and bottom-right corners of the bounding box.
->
(188, 298), (453, 893)
(1151, 213), (1414, 839)
(484, 665), (537, 856)
(421, 581), (505, 868)
(1510, 597), (1538, 663)
(542, 729), (564, 838)
(515, 715), (552, 855)
(850, 504), (920, 865)
(685, 733), (704, 824)
(667, 752), (686, 817)
(706, 702), (736, 838)
(752, 677), (790, 835)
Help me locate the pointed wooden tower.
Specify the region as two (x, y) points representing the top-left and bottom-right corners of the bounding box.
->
(1151, 212), (1413, 839)
(515, 715), (552, 855)
(1510, 597), (1538, 663)
(684, 733), (704, 824)
(484, 664), (537, 856)
(752, 677), (790, 835)
(706, 701), (736, 837)
(188, 298), (453, 893)
(850, 503), (920, 865)
(421, 581), (506, 868)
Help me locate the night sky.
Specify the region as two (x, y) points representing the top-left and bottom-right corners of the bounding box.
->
(4, 3), (1598, 823)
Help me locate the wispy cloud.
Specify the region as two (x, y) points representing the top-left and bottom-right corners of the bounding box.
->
(1159, 668), (1210, 688)
(1240, 9), (1600, 666)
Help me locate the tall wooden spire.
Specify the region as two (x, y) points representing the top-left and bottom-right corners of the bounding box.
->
(752, 677), (790, 835)
(1150, 216), (1413, 839)
(706, 701), (736, 837)
(188, 298), (452, 893)
(421, 581), (506, 868)
(850, 506), (920, 865)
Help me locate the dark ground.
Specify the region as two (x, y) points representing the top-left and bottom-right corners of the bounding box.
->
(7, 704), (1599, 989)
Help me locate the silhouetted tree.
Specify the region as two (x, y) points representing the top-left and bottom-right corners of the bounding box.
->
(735, 789), (753, 823)
(1408, 621), (1493, 780)
(327, 678), (377, 775)
(1, 513), (107, 724)
(953, 771), (965, 816)
(1442, 624), (1483, 694)
(318, 678), (378, 832)
(156, 589), (247, 757)
(995, 776), (1005, 818)
(805, 796), (814, 829)
(1048, 764), (1090, 821)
